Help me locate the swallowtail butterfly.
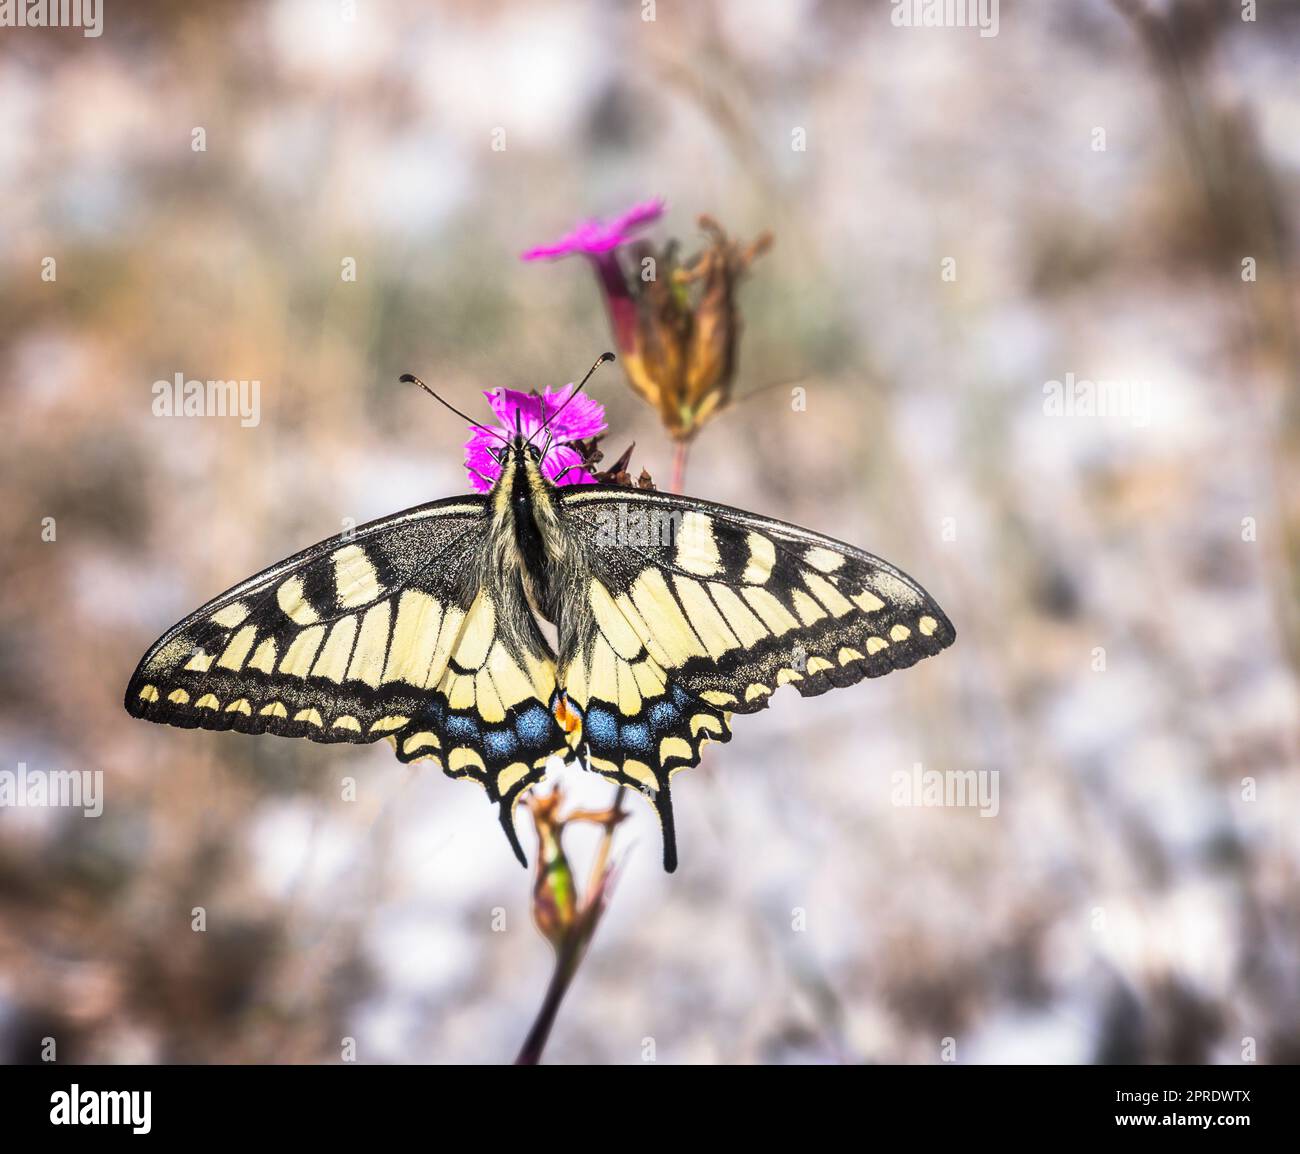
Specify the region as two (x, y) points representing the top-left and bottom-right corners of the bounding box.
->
(126, 367), (955, 870)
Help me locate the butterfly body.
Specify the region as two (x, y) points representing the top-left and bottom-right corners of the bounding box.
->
(127, 437), (955, 871)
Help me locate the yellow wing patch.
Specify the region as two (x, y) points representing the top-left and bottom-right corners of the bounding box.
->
(331, 545), (381, 609)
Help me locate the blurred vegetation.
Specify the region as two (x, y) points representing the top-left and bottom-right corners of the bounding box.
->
(1, 0), (1298, 1064)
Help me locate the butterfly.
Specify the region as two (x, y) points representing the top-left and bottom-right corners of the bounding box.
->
(125, 360), (955, 871)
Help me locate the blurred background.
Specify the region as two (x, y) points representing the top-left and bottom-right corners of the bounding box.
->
(2, 0), (1299, 1065)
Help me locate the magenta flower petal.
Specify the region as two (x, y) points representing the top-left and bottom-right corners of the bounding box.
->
(463, 382), (607, 490)
(541, 445), (597, 486)
(463, 428), (503, 493)
(520, 198), (664, 261)
(485, 386), (546, 436)
(607, 198), (665, 236)
(542, 385), (606, 441)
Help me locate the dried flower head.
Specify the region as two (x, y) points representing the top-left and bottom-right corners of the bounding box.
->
(564, 440), (658, 490)
(523, 202), (771, 443)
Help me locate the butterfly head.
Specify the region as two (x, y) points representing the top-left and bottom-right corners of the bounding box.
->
(492, 436), (544, 468)
(484, 438), (551, 508)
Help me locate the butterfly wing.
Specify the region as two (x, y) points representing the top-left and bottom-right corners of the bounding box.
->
(555, 485), (956, 870)
(125, 495), (566, 863)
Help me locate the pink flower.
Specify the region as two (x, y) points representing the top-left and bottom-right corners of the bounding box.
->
(520, 198), (665, 261)
(522, 199), (664, 368)
(464, 384), (607, 493)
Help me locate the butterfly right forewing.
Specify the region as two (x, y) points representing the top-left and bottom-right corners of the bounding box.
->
(552, 485), (956, 869)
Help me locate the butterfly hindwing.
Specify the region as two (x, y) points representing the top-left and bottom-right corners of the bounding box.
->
(554, 572), (731, 871)
(413, 585), (564, 859)
(125, 495), (567, 862)
(556, 485), (956, 869)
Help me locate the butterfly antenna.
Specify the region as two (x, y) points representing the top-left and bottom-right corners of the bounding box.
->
(400, 372), (511, 447)
(526, 351), (615, 448)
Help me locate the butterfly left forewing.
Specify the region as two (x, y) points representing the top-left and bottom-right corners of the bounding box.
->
(125, 495), (567, 863)
(556, 485), (956, 869)
(127, 498), (483, 735)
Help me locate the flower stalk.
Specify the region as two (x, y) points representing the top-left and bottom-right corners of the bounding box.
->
(514, 789), (625, 1065)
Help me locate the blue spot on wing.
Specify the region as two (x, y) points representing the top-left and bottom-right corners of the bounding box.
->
(444, 714), (479, 742)
(648, 700), (679, 733)
(620, 721), (651, 754)
(516, 705), (553, 748)
(586, 706), (619, 746)
(484, 729), (518, 760)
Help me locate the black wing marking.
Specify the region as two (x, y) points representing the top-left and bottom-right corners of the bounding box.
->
(555, 484), (956, 870)
(124, 495), (567, 865)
